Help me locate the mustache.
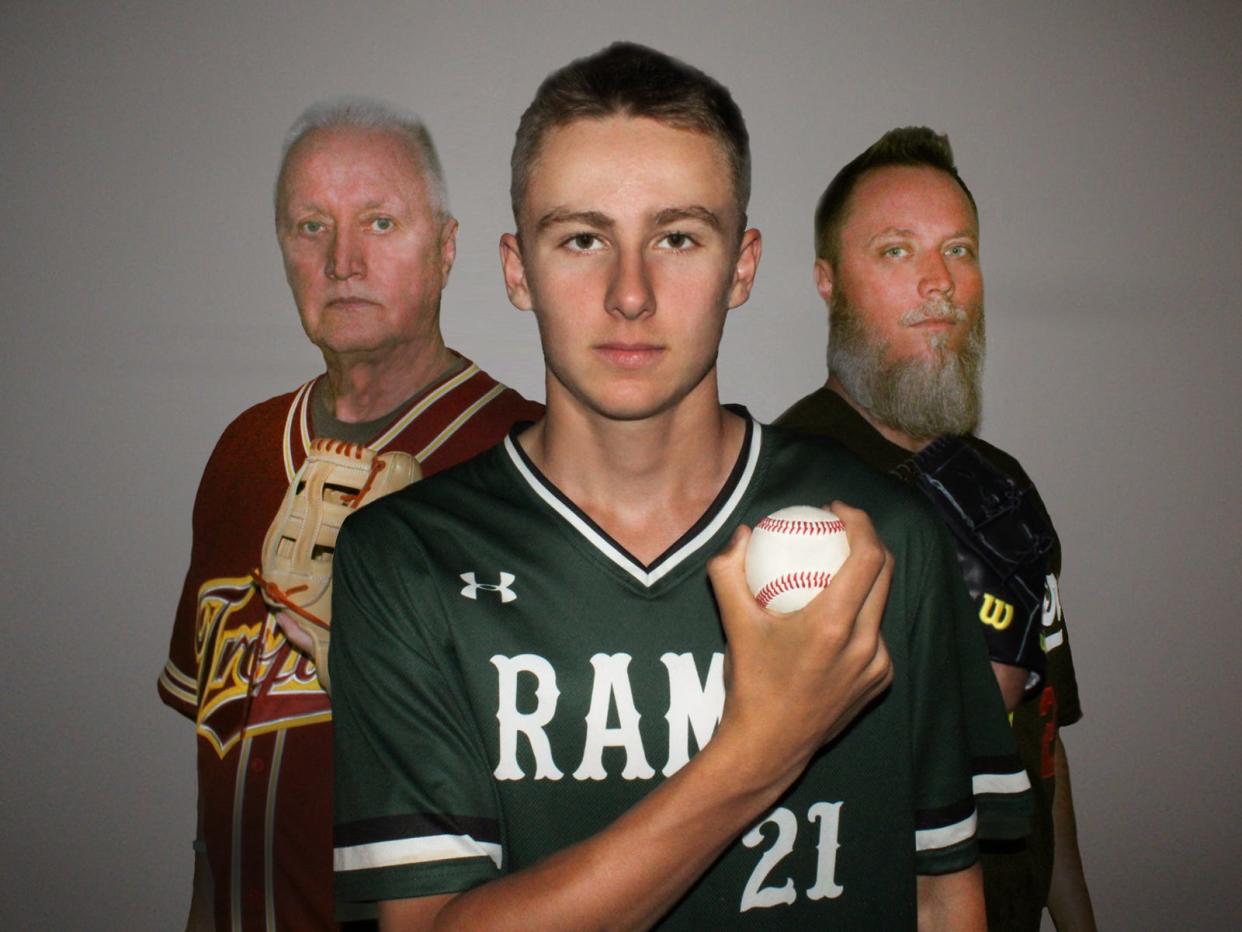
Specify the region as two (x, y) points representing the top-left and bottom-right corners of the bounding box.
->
(899, 298), (968, 327)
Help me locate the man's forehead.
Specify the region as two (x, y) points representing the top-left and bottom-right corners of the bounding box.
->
(845, 165), (977, 235)
(522, 116), (736, 221)
(281, 127), (426, 197)
(292, 124), (414, 160)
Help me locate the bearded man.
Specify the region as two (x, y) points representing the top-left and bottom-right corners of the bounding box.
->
(776, 126), (1097, 931)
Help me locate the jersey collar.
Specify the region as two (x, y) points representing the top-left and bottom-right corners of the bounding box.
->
(503, 410), (762, 588)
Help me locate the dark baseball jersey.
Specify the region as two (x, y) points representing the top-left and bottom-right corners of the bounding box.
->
(776, 385), (1081, 929)
(331, 416), (1030, 928)
(158, 357), (542, 931)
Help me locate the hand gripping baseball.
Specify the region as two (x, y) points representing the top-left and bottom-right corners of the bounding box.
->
(707, 502), (893, 788)
(253, 438), (420, 692)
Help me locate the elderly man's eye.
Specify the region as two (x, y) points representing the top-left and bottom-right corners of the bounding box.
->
(371, 217), (394, 232)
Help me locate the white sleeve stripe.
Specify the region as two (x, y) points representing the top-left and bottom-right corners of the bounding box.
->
(915, 810), (977, 852)
(334, 834), (503, 873)
(973, 769), (1032, 796)
(159, 662), (197, 703)
(161, 658), (197, 689)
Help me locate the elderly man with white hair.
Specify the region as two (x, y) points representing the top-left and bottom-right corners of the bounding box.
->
(158, 99), (540, 930)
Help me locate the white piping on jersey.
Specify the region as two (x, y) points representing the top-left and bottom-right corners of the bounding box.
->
(370, 360), (482, 451)
(413, 382), (505, 463)
(972, 768), (1032, 797)
(503, 419), (764, 588)
(281, 363), (490, 482)
(264, 730), (285, 932)
(334, 834), (504, 873)
(914, 809), (977, 853)
(281, 380), (317, 483)
(159, 658), (197, 706)
(231, 735), (252, 929)
(232, 706), (333, 741)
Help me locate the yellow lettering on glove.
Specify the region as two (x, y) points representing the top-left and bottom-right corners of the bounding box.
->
(979, 593), (1015, 631)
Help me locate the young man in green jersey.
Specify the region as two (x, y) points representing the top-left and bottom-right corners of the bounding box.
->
(331, 43), (1027, 929)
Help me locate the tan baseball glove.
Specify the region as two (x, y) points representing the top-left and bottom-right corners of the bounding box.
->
(253, 438), (420, 692)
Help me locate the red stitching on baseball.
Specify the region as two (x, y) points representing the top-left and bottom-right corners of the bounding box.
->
(754, 571), (834, 608)
(755, 517), (845, 535)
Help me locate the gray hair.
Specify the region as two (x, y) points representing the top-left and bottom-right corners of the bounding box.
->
(275, 97), (450, 218)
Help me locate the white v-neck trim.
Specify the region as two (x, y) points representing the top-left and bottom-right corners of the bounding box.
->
(503, 419), (763, 588)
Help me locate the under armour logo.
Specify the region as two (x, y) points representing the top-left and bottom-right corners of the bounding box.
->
(460, 572), (517, 603)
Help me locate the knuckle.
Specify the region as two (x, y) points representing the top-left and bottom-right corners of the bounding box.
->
(877, 654), (894, 685)
(876, 651), (895, 686)
(851, 535), (885, 567)
(864, 639), (892, 681)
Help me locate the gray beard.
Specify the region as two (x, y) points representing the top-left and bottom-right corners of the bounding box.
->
(828, 293), (985, 441)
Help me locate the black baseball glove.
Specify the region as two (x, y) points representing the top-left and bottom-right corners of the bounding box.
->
(900, 436), (1055, 689)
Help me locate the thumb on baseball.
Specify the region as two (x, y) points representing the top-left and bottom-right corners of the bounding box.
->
(813, 500), (892, 638)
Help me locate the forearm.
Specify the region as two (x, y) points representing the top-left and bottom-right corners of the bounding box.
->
(989, 661), (1027, 713)
(382, 727), (802, 931)
(1047, 741), (1097, 930)
(917, 864), (984, 931)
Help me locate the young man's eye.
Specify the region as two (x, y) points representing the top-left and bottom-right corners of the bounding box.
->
(945, 244), (973, 258)
(882, 245), (908, 258)
(371, 217), (395, 232)
(565, 233), (602, 252)
(659, 232), (695, 250)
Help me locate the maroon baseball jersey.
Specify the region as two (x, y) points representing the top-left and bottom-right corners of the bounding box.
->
(159, 358), (542, 930)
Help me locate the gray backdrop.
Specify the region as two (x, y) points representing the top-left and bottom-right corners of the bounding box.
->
(4, 1), (1239, 928)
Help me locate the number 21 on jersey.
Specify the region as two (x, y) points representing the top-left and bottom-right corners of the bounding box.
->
(741, 801), (844, 911)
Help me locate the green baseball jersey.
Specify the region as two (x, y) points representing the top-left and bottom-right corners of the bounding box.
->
(331, 416), (1029, 928)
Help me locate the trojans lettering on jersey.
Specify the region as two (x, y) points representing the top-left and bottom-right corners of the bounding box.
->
(193, 575), (328, 757)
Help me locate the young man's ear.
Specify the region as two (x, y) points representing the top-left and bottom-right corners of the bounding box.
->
(499, 233), (534, 311)
(813, 258), (835, 304)
(726, 228), (763, 310)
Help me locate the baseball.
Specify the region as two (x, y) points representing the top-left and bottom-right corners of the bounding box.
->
(745, 505), (851, 613)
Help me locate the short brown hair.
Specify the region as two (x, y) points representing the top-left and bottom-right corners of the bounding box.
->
(510, 42), (750, 232)
(814, 127), (976, 264)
